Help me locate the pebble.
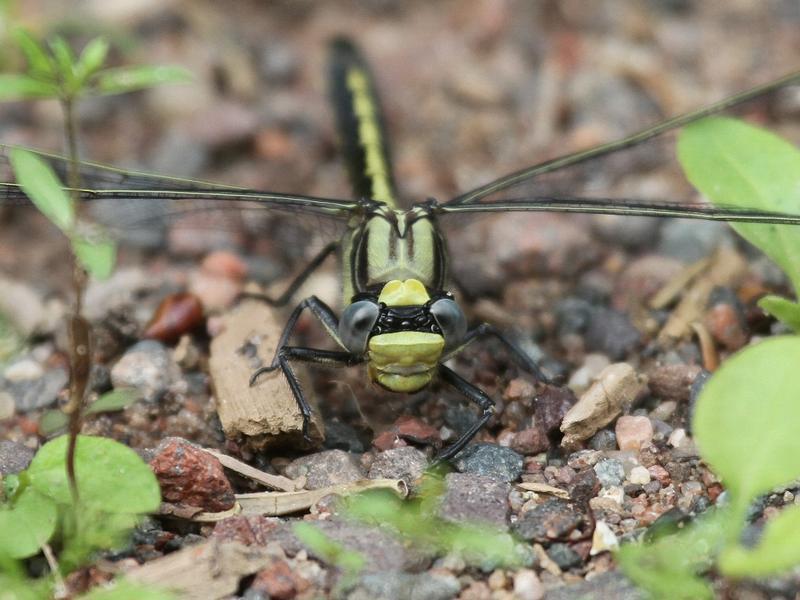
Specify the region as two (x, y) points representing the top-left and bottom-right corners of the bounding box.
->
(110, 340), (182, 402)
(658, 220), (733, 263)
(212, 515), (280, 546)
(393, 415), (441, 446)
(453, 443), (523, 482)
(439, 473), (510, 529)
(0, 391), (15, 420)
(667, 428), (689, 448)
(545, 571), (644, 600)
(628, 466), (651, 485)
(647, 363), (703, 403)
(567, 353), (611, 393)
(546, 543), (582, 570)
(284, 449), (365, 490)
(615, 416), (654, 452)
(512, 569), (544, 600)
(250, 559), (307, 599)
(590, 520), (620, 555)
(594, 459), (626, 488)
(149, 437), (235, 512)
(143, 293), (205, 344)
(359, 571), (460, 600)
(612, 254), (684, 311)
(513, 499), (583, 541)
(0, 440), (35, 475)
(510, 425), (550, 455)
(584, 307), (641, 360)
(368, 447), (428, 486)
(534, 386), (577, 435)
(588, 429), (617, 451)
(3, 365), (68, 413)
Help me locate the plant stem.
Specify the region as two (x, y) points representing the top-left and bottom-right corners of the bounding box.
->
(60, 96), (91, 503)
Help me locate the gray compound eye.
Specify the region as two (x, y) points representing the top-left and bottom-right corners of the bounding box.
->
(339, 300), (381, 353)
(430, 298), (467, 350)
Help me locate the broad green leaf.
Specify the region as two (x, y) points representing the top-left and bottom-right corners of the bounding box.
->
(71, 234), (117, 280)
(720, 504), (800, 577)
(0, 574), (48, 600)
(0, 486), (57, 558)
(75, 37), (110, 85)
(9, 148), (74, 231)
(693, 337), (800, 510)
(757, 294), (800, 332)
(0, 74), (57, 100)
(12, 29), (54, 77)
(677, 117), (800, 297)
(38, 409), (68, 435)
(39, 389), (137, 435)
(78, 579), (176, 600)
(27, 435), (160, 514)
(92, 65), (192, 95)
(616, 509), (727, 600)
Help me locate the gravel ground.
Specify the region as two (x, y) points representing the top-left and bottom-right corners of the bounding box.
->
(2, 1), (800, 598)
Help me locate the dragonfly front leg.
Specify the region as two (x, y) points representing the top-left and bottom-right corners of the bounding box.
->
(435, 364), (496, 462)
(269, 347), (363, 440)
(443, 322), (555, 385)
(239, 242), (339, 307)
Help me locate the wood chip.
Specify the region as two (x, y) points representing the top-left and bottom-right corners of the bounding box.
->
(690, 322), (719, 372)
(657, 247), (747, 343)
(560, 363), (646, 448)
(126, 540), (274, 600)
(209, 299), (323, 447)
(204, 448), (300, 492)
(533, 543), (562, 576)
(649, 257), (711, 310)
(191, 478), (408, 521)
(516, 482), (571, 500)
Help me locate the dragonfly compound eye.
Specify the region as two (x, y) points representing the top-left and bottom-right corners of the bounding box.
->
(430, 298), (467, 350)
(339, 300), (381, 354)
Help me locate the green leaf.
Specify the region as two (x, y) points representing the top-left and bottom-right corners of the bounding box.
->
(75, 37), (110, 85)
(0, 486), (57, 558)
(677, 117), (800, 297)
(9, 148), (74, 231)
(92, 65), (192, 95)
(27, 435), (160, 514)
(0, 574), (49, 600)
(78, 579), (176, 600)
(757, 294), (800, 332)
(693, 337), (800, 511)
(0, 74), (57, 100)
(12, 28), (54, 77)
(616, 509), (727, 600)
(71, 234), (117, 280)
(720, 504), (800, 577)
(49, 36), (76, 81)
(39, 389), (137, 435)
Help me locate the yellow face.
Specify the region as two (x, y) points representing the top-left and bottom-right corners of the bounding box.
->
(367, 331), (444, 393)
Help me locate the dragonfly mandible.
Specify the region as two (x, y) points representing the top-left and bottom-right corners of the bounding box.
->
(3, 37), (800, 460)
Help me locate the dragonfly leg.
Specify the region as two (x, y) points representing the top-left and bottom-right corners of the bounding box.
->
(250, 294), (345, 382)
(269, 347), (363, 440)
(443, 323), (554, 384)
(433, 364), (495, 462)
(238, 242), (339, 307)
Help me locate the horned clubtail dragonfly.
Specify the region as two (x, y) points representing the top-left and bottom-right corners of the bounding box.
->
(3, 38), (800, 459)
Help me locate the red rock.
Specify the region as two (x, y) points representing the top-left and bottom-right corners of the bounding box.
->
(612, 254), (683, 312)
(143, 293), (205, 344)
(647, 465), (671, 487)
(615, 416), (654, 452)
(251, 560), (304, 599)
(503, 378), (536, 402)
(149, 437), (235, 512)
(534, 386), (576, 434)
(705, 302), (748, 351)
(372, 430), (406, 451)
(201, 250), (248, 280)
(511, 425), (550, 455)
(394, 415), (441, 445)
(212, 515), (280, 545)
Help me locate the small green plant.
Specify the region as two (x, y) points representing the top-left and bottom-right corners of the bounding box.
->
(618, 119), (800, 597)
(293, 522), (366, 595)
(678, 116), (800, 330)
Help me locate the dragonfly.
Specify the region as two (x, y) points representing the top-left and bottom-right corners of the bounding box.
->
(3, 38), (800, 460)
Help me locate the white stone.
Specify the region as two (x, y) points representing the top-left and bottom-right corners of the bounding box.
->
(629, 465), (651, 485)
(590, 520), (620, 555)
(513, 569), (545, 600)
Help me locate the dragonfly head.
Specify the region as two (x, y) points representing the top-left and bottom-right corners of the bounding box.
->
(339, 279), (467, 393)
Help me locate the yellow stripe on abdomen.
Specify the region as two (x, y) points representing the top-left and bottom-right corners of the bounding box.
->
(346, 67), (396, 207)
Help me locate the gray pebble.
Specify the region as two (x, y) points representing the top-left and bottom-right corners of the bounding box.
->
(0, 441), (35, 475)
(453, 443), (523, 482)
(546, 542), (583, 570)
(594, 459), (626, 487)
(359, 571), (460, 600)
(368, 447), (428, 487)
(284, 449), (365, 490)
(439, 472), (510, 530)
(110, 340), (181, 402)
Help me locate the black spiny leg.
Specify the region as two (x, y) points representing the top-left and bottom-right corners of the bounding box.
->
(249, 295), (354, 440)
(270, 348), (363, 440)
(444, 323), (555, 384)
(435, 365), (496, 462)
(238, 242), (338, 307)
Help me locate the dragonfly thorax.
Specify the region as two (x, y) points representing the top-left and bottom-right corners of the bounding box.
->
(338, 278), (467, 393)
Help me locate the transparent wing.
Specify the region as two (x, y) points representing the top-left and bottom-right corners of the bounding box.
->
(439, 70), (800, 225)
(0, 144), (358, 250)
